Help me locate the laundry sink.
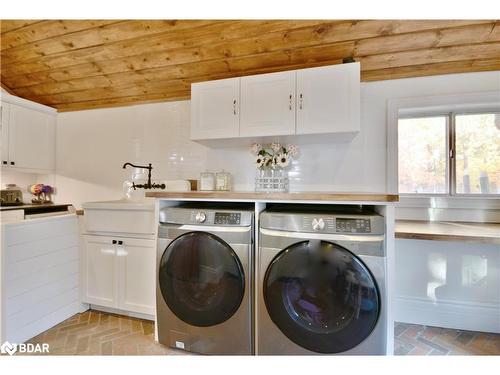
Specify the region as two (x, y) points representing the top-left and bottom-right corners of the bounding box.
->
(82, 198), (155, 235)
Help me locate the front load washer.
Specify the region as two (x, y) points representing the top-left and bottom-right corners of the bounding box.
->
(257, 206), (387, 355)
(157, 204), (253, 355)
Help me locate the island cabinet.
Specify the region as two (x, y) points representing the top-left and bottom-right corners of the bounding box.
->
(189, 62), (360, 140)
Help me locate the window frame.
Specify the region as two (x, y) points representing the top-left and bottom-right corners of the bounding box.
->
(398, 110), (499, 198)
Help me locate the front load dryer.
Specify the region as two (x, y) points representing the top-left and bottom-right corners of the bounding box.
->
(156, 205), (253, 355)
(257, 206), (387, 355)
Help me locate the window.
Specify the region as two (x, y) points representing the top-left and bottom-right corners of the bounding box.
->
(398, 112), (499, 196)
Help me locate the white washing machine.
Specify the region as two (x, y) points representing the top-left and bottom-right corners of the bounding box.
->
(156, 204), (254, 355)
(257, 206), (387, 355)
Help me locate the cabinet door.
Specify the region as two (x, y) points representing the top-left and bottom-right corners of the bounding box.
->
(83, 235), (117, 308)
(296, 63), (360, 135)
(240, 71), (296, 137)
(117, 238), (156, 315)
(191, 77), (240, 140)
(8, 104), (56, 170)
(1, 102), (10, 166)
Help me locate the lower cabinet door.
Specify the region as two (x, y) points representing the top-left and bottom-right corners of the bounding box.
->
(83, 235), (117, 308)
(117, 238), (156, 316)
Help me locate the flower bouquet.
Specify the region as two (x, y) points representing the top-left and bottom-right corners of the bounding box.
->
(250, 143), (299, 192)
(28, 184), (54, 204)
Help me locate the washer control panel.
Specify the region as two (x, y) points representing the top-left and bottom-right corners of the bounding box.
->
(336, 218), (372, 233)
(214, 212), (241, 225)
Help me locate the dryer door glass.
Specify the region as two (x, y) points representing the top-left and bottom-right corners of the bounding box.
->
(159, 231), (245, 327)
(264, 240), (380, 353)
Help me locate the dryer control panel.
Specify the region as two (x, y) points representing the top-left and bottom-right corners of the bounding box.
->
(336, 218), (372, 233)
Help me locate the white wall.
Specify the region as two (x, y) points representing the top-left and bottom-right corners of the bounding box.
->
(53, 71), (499, 208)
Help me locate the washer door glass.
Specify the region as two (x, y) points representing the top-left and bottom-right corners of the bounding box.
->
(159, 231), (245, 327)
(264, 240), (380, 353)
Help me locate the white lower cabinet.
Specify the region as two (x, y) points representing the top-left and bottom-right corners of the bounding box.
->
(83, 235), (156, 316)
(84, 235), (117, 308)
(117, 238), (156, 315)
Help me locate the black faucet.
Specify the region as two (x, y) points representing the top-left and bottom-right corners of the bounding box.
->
(122, 162), (165, 190)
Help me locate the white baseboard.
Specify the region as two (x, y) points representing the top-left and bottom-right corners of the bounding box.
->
(395, 295), (500, 333)
(88, 304), (155, 322)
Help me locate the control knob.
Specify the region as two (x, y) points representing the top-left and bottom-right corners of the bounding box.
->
(195, 211), (206, 223)
(311, 218), (325, 231)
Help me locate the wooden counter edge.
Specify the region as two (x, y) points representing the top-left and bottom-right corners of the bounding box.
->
(395, 231), (500, 245)
(145, 191), (399, 202)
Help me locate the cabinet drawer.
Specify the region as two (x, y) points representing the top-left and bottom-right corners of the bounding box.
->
(84, 209), (155, 235)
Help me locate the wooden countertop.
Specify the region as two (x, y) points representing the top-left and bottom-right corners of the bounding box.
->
(395, 220), (500, 245)
(145, 191), (399, 203)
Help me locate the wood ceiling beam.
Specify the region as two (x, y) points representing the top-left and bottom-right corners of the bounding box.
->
(1, 20), (490, 81)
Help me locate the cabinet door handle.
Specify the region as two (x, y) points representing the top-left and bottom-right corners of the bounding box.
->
(289, 94), (293, 110)
(2, 161), (6, 165)
(112, 240), (117, 244)
(118, 240), (123, 245)
(299, 93), (303, 110)
(233, 99), (237, 115)
(10, 161), (15, 166)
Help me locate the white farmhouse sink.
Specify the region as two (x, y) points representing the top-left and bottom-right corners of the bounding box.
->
(82, 197), (155, 211)
(82, 198), (155, 235)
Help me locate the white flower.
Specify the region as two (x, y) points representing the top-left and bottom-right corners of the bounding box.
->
(286, 144), (299, 157)
(276, 153), (290, 168)
(250, 143), (262, 155)
(271, 142), (282, 153)
(255, 155), (267, 169)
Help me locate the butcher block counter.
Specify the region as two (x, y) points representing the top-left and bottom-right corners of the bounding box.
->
(395, 220), (500, 245)
(145, 191), (399, 203)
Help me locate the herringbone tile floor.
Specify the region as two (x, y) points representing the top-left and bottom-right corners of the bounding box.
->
(24, 310), (187, 355)
(394, 322), (500, 355)
(18, 310), (500, 355)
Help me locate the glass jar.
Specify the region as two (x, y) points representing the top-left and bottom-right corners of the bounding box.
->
(215, 170), (231, 191)
(200, 171), (215, 191)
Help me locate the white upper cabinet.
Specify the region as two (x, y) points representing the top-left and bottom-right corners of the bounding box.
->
(189, 62), (361, 140)
(1, 95), (56, 172)
(8, 104), (56, 170)
(191, 77), (240, 140)
(296, 63), (360, 134)
(240, 71), (296, 137)
(1, 102), (11, 165)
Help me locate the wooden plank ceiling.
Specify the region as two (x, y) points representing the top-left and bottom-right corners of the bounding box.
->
(1, 19), (499, 112)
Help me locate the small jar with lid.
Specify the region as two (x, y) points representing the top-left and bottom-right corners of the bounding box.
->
(215, 170), (231, 191)
(200, 171), (215, 191)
